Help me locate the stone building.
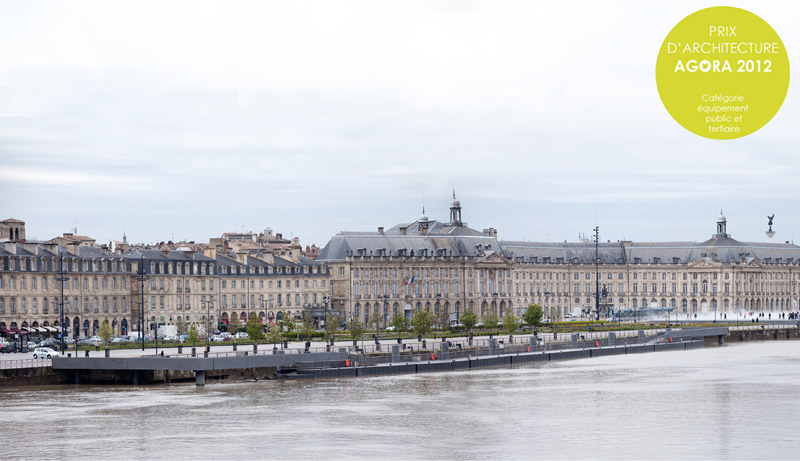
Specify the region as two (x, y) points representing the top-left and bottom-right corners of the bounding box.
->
(318, 198), (800, 323)
(0, 218), (25, 242)
(0, 242), (133, 338)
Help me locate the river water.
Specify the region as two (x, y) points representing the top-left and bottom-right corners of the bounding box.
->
(3, 341), (799, 460)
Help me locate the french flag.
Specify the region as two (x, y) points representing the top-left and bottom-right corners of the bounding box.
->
(405, 275), (415, 286)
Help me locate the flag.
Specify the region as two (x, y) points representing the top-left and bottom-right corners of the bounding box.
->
(405, 275), (415, 286)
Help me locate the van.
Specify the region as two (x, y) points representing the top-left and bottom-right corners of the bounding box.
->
(564, 313), (578, 321)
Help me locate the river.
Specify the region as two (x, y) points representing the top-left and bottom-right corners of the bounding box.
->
(2, 341), (799, 460)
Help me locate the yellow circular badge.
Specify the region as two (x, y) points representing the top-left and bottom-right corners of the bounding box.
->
(656, 7), (789, 139)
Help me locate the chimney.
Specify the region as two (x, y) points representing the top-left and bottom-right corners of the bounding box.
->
(161, 249), (170, 258)
(68, 243), (81, 256)
(21, 243), (39, 255)
(291, 247), (300, 263)
(378, 227), (384, 234)
(204, 248), (217, 260)
(258, 252), (275, 265)
(3, 242), (17, 254)
(182, 250), (195, 259)
(236, 252), (248, 264)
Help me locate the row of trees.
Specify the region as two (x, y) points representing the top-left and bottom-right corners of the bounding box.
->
(96, 304), (546, 347)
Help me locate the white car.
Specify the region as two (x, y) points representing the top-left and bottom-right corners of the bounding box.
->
(33, 347), (60, 359)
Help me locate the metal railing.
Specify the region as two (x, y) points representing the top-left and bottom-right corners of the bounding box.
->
(0, 358), (52, 369)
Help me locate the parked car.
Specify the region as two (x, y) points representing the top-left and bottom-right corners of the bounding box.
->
(38, 338), (59, 348)
(220, 332), (232, 340)
(234, 332), (249, 339)
(1, 342), (28, 353)
(33, 347), (61, 359)
(111, 336), (129, 343)
(88, 335), (103, 342)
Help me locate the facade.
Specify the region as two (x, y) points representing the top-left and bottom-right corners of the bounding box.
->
(2, 205), (799, 340)
(0, 242), (133, 338)
(318, 200), (800, 323)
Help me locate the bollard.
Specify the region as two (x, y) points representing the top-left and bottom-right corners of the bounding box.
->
(233, 343), (237, 352)
(203, 351), (208, 358)
(509, 335), (513, 344)
(273, 346), (278, 355)
(104, 348), (110, 358)
(178, 345), (183, 354)
(553, 332), (557, 340)
(191, 347), (196, 357)
(85, 350), (89, 358)
(422, 339), (427, 350)
(529, 336), (538, 352)
(253, 344), (258, 354)
(397, 337), (402, 344)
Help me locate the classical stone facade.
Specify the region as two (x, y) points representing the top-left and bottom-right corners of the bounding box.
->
(318, 200), (800, 323)
(0, 242), (133, 338)
(3, 205), (799, 340)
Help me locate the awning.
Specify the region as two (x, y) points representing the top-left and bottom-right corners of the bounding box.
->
(36, 327), (48, 333)
(45, 326), (58, 332)
(10, 328), (25, 334)
(0, 329), (13, 334)
(21, 327), (31, 332)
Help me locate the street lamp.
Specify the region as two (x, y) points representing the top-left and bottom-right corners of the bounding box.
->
(135, 254), (149, 351)
(594, 226), (600, 321)
(201, 297), (214, 352)
(322, 295), (329, 346)
(56, 250), (70, 353)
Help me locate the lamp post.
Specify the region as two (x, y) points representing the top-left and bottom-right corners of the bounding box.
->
(594, 226), (600, 321)
(322, 295), (329, 346)
(56, 250), (70, 353)
(135, 254), (149, 351)
(601, 283), (608, 320)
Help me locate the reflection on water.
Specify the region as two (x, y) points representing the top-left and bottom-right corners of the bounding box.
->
(3, 341), (800, 460)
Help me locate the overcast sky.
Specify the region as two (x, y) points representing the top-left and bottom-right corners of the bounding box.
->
(1, 1), (798, 248)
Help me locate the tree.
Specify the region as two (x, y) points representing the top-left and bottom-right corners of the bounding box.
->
(301, 311), (314, 341)
(389, 312), (409, 334)
(461, 309), (477, 335)
(266, 322), (283, 347)
(98, 320), (113, 345)
(484, 311), (500, 329)
(324, 313), (338, 344)
(524, 303), (544, 328)
(187, 324), (199, 347)
(282, 314), (296, 336)
(349, 319), (364, 342)
(411, 309), (435, 339)
(504, 307), (520, 334)
(371, 305), (382, 332)
(246, 312), (265, 343)
(228, 314), (242, 335)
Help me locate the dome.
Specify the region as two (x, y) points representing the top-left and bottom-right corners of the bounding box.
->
(451, 199), (461, 208)
(717, 212), (726, 223)
(418, 213), (429, 223)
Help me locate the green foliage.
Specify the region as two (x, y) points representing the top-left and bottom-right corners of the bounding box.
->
(524, 303), (544, 328)
(371, 306), (382, 331)
(282, 315), (296, 334)
(266, 322), (283, 345)
(411, 309), (436, 338)
(301, 312), (314, 341)
(503, 308), (519, 334)
(246, 312), (265, 343)
(349, 319), (364, 341)
(325, 313), (338, 340)
(483, 311), (500, 329)
(389, 312), (409, 333)
(188, 324), (199, 346)
(228, 314), (242, 334)
(461, 309), (478, 333)
(98, 320), (113, 345)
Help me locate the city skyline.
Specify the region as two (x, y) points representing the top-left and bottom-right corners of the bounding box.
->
(2, 1), (799, 247)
